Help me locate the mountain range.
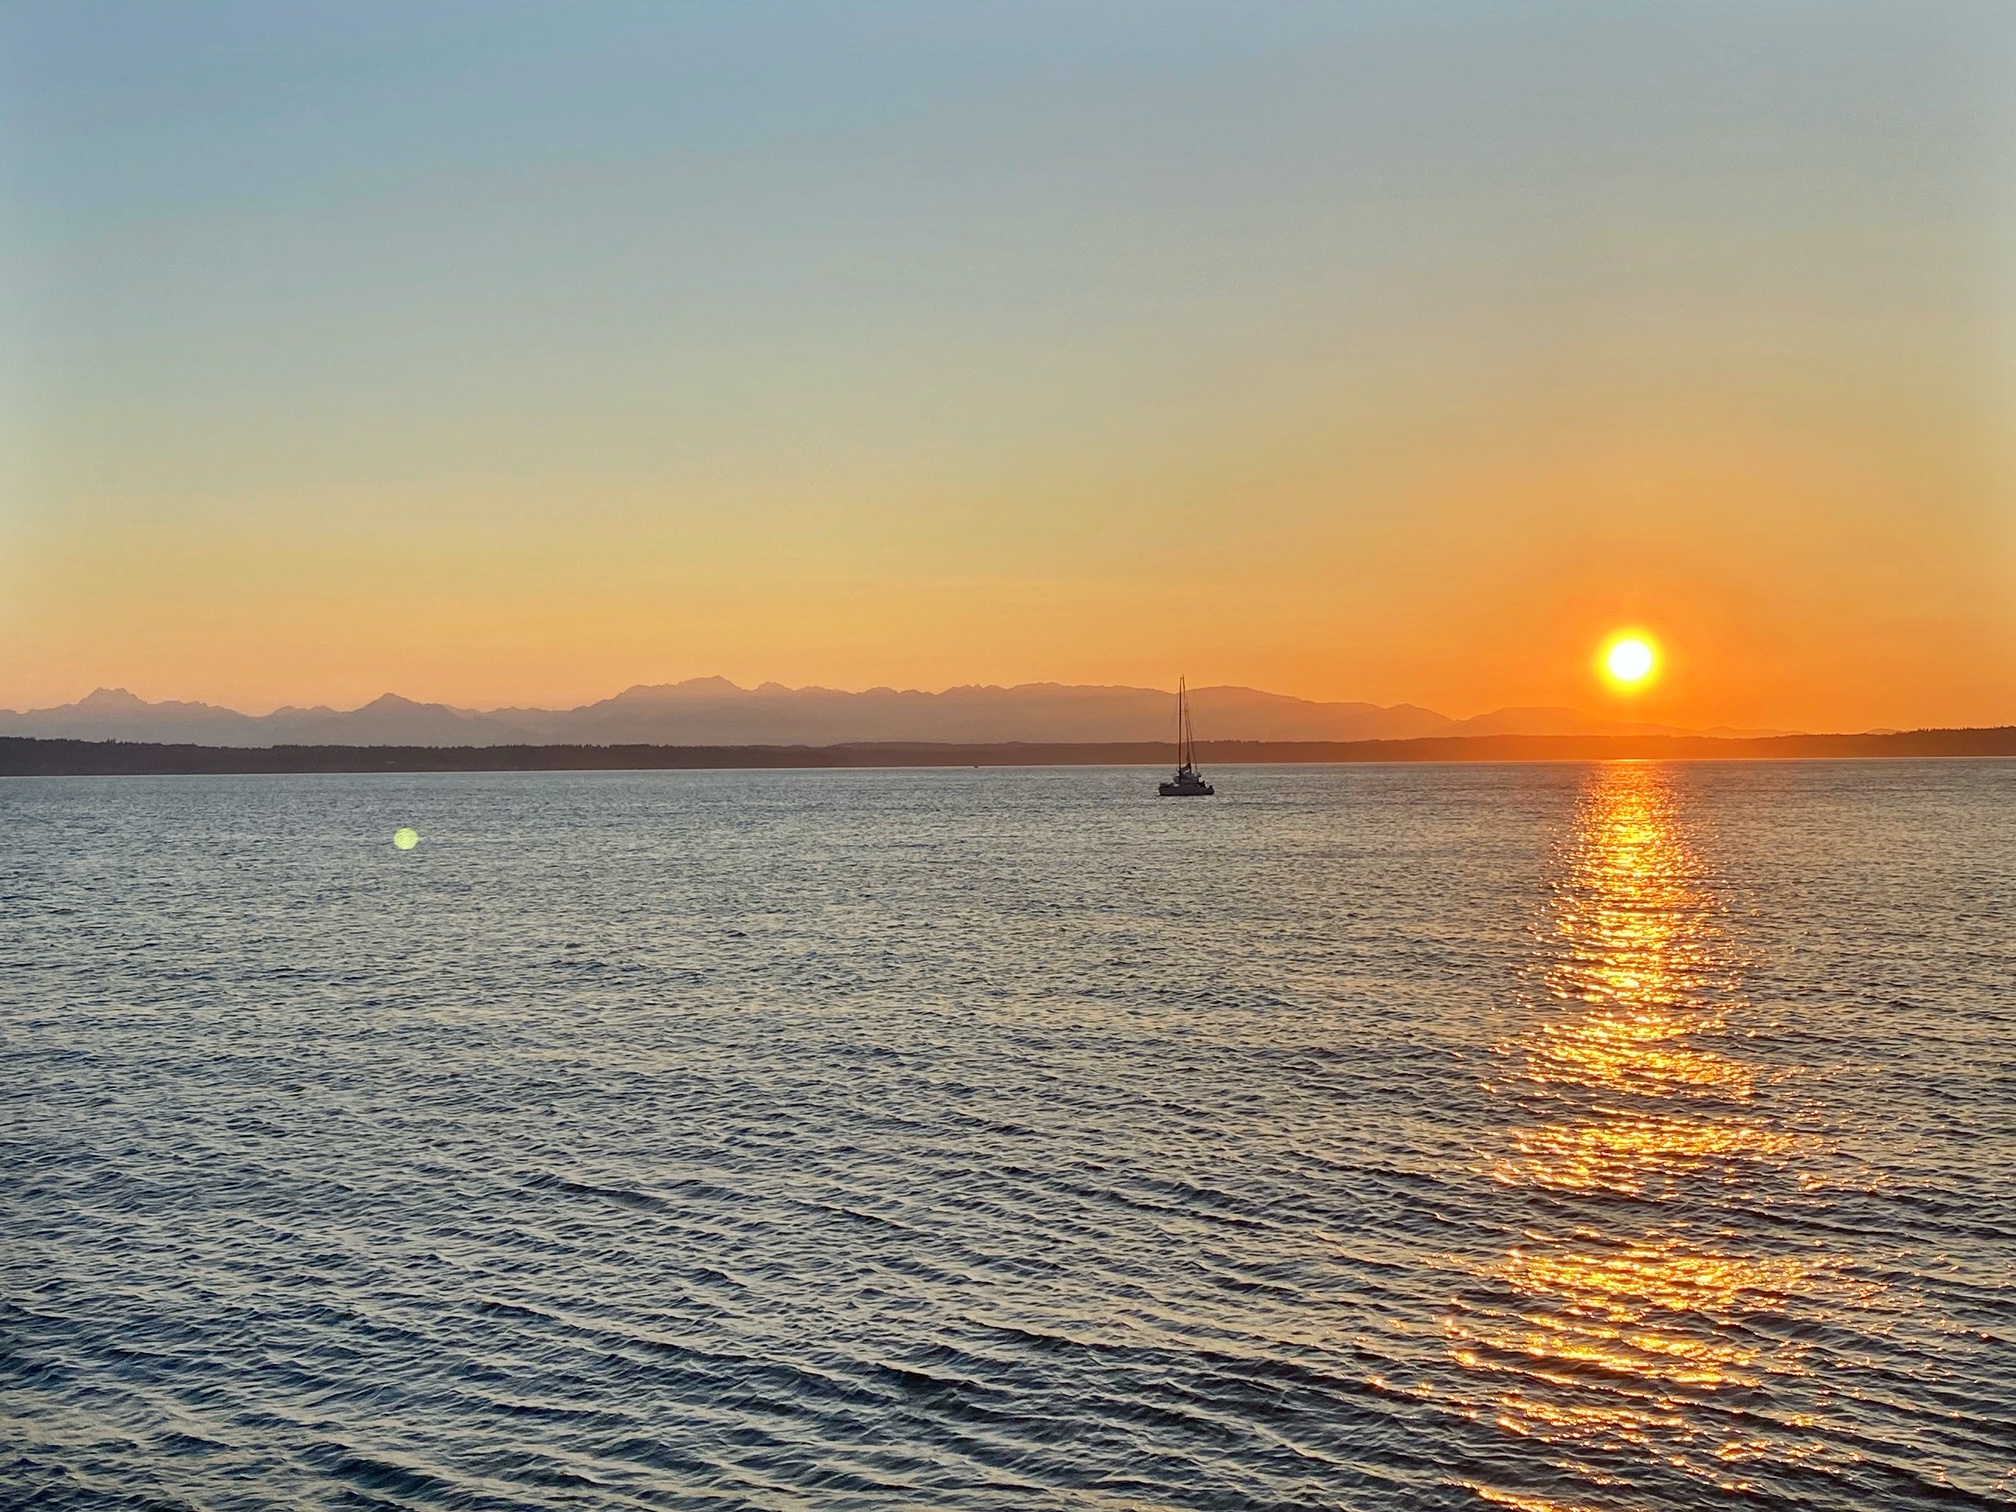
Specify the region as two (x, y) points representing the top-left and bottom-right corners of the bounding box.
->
(0, 680), (1792, 748)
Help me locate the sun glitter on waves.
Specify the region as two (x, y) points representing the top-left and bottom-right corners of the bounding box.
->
(1443, 764), (1879, 1497)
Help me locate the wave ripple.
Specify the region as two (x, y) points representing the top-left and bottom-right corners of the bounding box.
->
(3, 762), (2012, 1509)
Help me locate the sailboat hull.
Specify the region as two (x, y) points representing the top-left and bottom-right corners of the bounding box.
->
(1158, 778), (1215, 797)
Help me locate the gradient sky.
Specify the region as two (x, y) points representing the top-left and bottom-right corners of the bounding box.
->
(3, 0), (2013, 729)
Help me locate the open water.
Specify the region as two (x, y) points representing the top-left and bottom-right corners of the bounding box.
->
(2, 761), (2012, 1510)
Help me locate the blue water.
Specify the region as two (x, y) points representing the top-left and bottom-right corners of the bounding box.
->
(2, 761), (2012, 1510)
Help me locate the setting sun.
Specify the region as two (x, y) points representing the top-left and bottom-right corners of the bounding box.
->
(1601, 634), (1659, 692)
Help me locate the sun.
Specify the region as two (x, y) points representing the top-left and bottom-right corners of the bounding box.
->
(1599, 632), (1659, 693)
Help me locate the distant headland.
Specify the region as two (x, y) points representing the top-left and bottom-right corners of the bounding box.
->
(3, 729), (2011, 778)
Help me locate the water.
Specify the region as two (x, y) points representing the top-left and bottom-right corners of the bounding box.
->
(2, 761), (2012, 1510)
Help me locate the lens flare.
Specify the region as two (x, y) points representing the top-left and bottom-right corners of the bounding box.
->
(1600, 633), (1658, 692)
(393, 827), (420, 850)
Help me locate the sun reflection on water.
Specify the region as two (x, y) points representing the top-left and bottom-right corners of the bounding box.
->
(1451, 763), (1865, 1499)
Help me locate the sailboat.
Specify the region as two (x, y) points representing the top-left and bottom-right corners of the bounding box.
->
(1158, 677), (1215, 797)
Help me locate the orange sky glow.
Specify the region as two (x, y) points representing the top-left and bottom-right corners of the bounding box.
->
(3, 4), (2012, 731)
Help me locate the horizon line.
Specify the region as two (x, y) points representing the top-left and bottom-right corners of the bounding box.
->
(5, 727), (2015, 779)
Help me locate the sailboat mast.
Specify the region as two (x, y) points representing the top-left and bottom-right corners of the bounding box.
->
(1156, 673), (1214, 795)
(1156, 674), (1214, 795)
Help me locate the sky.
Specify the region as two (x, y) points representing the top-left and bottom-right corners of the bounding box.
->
(3, 0), (2013, 730)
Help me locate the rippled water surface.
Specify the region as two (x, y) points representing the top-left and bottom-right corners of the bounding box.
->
(4, 762), (2013, 1510)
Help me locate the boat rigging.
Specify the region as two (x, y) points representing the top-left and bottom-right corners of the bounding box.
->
(1158, 677), (1215, 797)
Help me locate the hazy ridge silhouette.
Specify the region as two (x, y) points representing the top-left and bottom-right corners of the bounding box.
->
(0, 679), (1791, 748)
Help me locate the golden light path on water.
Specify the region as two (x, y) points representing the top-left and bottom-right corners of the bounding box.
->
(1448, 763), (1881, 1507)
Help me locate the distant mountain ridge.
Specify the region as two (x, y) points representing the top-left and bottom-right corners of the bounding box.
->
(0, 680), (1792, 748)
